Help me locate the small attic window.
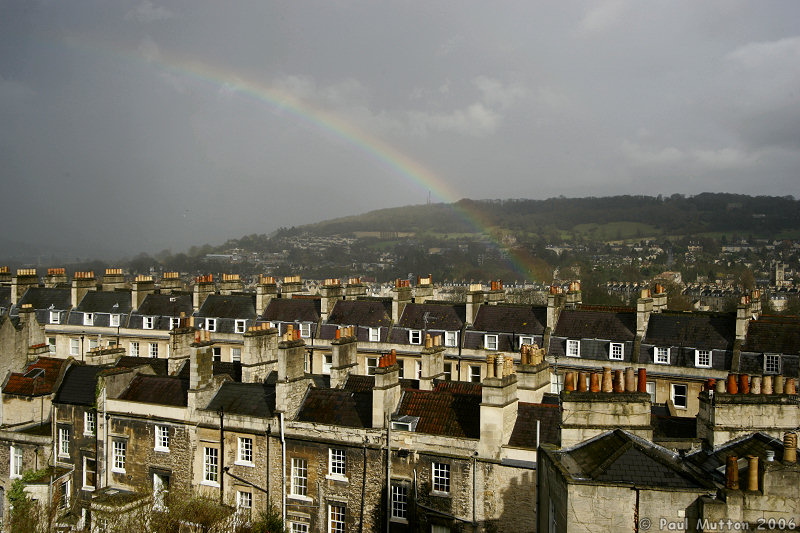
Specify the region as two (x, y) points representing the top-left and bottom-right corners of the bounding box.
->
(24, 368), (45, 380)
(391, 415), (419, 432)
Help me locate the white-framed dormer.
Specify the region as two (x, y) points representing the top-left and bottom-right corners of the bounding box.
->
(654, 347), (670, 364)
(299, 323), (311, 338)
(50, 311), (60, 325)
(143, 316), (155, 330)
(609, 342), (624, 361)
(235, 319), (247, 334)
(566, 339), (580, 357)
(409, 330), (422, 345)
(206, 318), (217, 332)
(83, 312), (94, 326)
(369, 327), (380, 342)
(484, 334), (498, 351)
(694, 349), (712, 368)
(110, 314), (120, 328)
(518, 335), (534, 349)
(444, 331), (458, 347)
(170, 317), (181, 330)
(764, 353), (781, 374)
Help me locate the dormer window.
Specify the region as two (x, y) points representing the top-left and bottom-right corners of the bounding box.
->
(566, 339), (580, 357)
(206, 318), (217, 332)
(609, 342), (624, 360)
(50, 311), (60, 324)
(695, 349), (712, 368)
(518, 336), (534, 349)
(369, 327), (380, 342)
(110, 314), (120, 328)
(409, 330), (422, 345)
(170, 317), (181, 330)
(764, 353), (781, 374)
(235, 319), (247, 334)
(299, 323), (311, 338)
(655, 347), (670, 364)
(83, 313), (94, 326)
(444, 331), (458, 347)
(484, 334), (498, 351)
(143, 316), (154, 330)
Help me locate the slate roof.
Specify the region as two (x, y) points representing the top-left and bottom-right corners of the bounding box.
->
(4, 357), (69, 396)
(742, 317), (800, 354)
(205, 382), (275, 417)
(685, 432), (786, 482)
(644, 312), (735, 350)
(295, 388), (372, 428)
(176, 361), (242, 382)
(0, 286), (10, 310)
(262, 298), (320, 322)
(652, 414), (697, 440)
(136, 293), (193, 316)
(554, 308), (636, 341)
(197, 294), (257, 319)
(559, 430), (710, 489)
(326, 300), (392, 328)
(118, 375), (189, 407)
(342, 374), (421, 392)
(17, 287), (70, 311)
(395, 381), (482, 438)
(508, 403), (560, 449)
(75, 291), (132, 314)
(472, 305), (546, 334)
(113, 356), (169, 376)
(398, 303), (465, 330)
(54, 365), (104, 405)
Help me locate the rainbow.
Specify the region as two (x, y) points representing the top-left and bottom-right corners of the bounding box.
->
(69, 37), (540, 279)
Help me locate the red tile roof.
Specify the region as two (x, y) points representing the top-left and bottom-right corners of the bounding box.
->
(3, 357), (69, 396)
(397, 382), (482, 438)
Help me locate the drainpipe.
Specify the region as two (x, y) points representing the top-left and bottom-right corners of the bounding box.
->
(386, 416), (391, 533)
(633, 486), (640, 533)
(280, 412), (286, 525)
(359, 438), (367, 533)
(266, 424), (271, 505)
(103, 387), (108, 488)
(218, 407), (224, 505)
(472, 452), (478, 526)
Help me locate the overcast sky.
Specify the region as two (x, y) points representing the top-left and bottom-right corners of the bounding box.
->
(2, 1), (799, 256)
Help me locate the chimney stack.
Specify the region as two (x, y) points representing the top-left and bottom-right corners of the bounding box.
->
(330, 326), (358, 388)
(652, 284), (668, 312)
(193, 274), (216, 313)
(479, 360), (518, 459)
(0, 266), (11, 285)
(414, 275), (434, 304)
(102, 268), (127, 292)
(256, 275), (278, 314)
(419, 335), (445, 390)
(11, 269), (39, 306)
(372, 351), (401, 429)
(160, 271), (185, 294)
(167, 321), (195, 375)
(241, 323), (279, 383)
(736, 297), (751, 341)
(131, 275), (155, 311)
(344, 277), (367, 300)
(466, 283), (484, 325)
(320, 278), (343, 322)
(392, 279), (412, 324)
(218, 273), (243, 295)
(71, 271), (96, 308)
(725, 455), (739, 490)
(187, 330), (216, 411)
(45, 268), (67, 288)
(636, 289), (653, 336)
(486, 280), (505, 305)
(565, 282), (582, 308)
(280, 275), (303, 298)
(274, 332), (310, 417)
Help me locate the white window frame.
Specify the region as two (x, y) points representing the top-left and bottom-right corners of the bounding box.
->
(58, 427), (70, 458)
(170, 317), (181, 330)
(89, 338), (99, 351)
(432, 462), (450, 494)
(206, 318), (217, 332)
(70, 338), (80, 356)
(323, 354), (332, 375)
(445, 331), (458, 347)
(59, 478), (70, 509)
(328, 448), (347, 479)
(112, 439), (126, 473)
(48, 337), (56, 354)
(695, 349), (711, 368)
(299, 323), (311, 338)
(237, 490), (252, 512)
(764, 353), (781, 374)
(671, 383), (688, 410)
(143, 316), (155, 330)
(290, 523), (310, 533)
(10, 445), (23, 479)
(655, 347), (670, 364)
(518, 335), (534, 349)
(232, 347), (242, 362)
(83, 456), (96, 490)
(567, 339), (580, 357)
(130, 341), (140, 357)
(237, 437), (253, 466)
(110, 314), (120, 327)
(609, 342), (624, 361)
(443, 362), (452, 381)
(415, 360), (422, 380)
(469, 365), (481, 383)
(84, 411), (96, 436)
(235, 319), (247, 334)
(50, 311), (60, 324)
(484, 334), (498, 351)
(290, 458), (308, 497)
(391, 482), (408, 521)
(409, 330), (422, 345)
(366, 357), (378, 376)
(369, 327), (380, 342)
(213, 347), (222, 362)
(84, 312), (94, 326)
(203, 447), (219, 486)
(646, 381), (656, 402)
(155, 425), (169, 452)
(149, 342), (158, 358)
(328, 503), (345, 533)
